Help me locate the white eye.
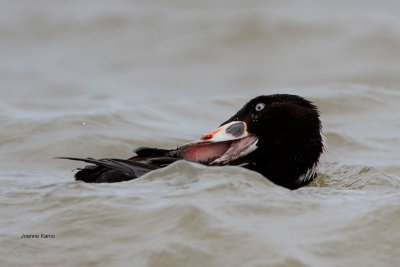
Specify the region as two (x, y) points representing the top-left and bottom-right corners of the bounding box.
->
(255, 103), (265, 111)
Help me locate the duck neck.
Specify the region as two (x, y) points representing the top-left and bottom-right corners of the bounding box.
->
(247, 141), (323, 190)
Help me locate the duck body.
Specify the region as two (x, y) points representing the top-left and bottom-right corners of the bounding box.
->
(60, 94), (324, 190)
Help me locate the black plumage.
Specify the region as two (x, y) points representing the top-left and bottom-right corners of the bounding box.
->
(59, 94), (324, 189)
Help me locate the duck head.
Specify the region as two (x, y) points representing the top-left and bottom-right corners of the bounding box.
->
(178, 94), (324, 189)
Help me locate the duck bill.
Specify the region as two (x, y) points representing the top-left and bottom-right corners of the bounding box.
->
(178, 121), (259, 165)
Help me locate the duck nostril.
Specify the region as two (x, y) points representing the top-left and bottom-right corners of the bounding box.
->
(201, 133), (213, 140)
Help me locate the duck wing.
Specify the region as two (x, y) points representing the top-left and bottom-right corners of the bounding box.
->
(58, 152), (180, 183)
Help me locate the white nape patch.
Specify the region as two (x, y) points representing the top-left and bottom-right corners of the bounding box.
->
(298, 162), (319, 183)
(321, 129), (327, 153)
(298, 129), (325, 183)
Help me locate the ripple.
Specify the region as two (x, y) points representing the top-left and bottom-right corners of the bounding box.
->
(312, 162), (400, 191)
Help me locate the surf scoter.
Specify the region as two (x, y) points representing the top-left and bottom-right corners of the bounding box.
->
(60, 94), (324, 189)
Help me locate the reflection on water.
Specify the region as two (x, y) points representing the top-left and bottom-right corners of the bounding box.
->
(1, 0), (400, 266)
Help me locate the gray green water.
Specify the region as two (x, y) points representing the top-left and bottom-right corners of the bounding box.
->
(1, 1), (400, 266)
